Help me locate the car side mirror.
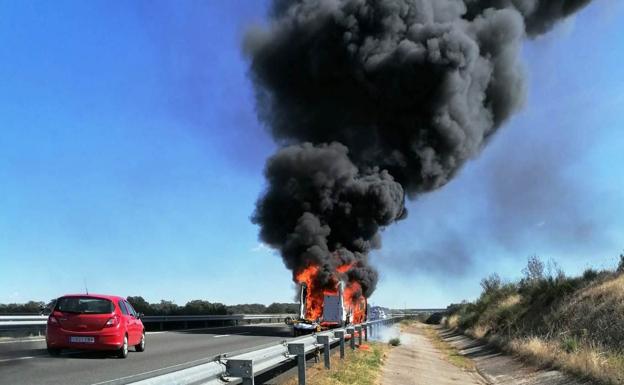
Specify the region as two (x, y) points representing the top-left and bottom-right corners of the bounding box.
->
(137, 313), (144, 319)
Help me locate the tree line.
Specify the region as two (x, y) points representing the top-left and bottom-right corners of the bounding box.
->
(0, 301), (45, 314)
(0, 297), (299, 316)
(126, 297), (299, 316)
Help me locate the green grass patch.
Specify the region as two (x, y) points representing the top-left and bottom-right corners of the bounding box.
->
(560, 336), (579, 353)
(284, 342), (389, 385)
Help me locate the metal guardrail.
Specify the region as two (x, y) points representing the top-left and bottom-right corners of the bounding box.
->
(143, 314), (294, 322)
(0, 314), (294, 326)
(0, 315), (48, 324)
(389, 309), (447, 315)
(0, 310), (444, 332)
(131, 316), (407, 385)
(0, 314), (296, 336)
(0, 309), (444, 325)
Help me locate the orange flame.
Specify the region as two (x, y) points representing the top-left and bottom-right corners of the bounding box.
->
(337, 263), (354, 274)
(343, 281), (367, 324)
(295, 264), (325, 320)
(295, 262), (366, 323)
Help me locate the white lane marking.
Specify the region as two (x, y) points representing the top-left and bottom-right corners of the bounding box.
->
(89, 330), (275, 385)
(213, 332), (250, 338)
(145, 323), (284, 336)
(146, 326), (244, 336)
(0, 356), (35, 363)
(88, 355), (216, 385)
(0, 330), (254, 364)
(0, 350), (80, 363)
(0, 338), (45, 344)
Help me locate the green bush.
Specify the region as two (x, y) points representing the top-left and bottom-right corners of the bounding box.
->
(389, 337), (401, 346)
(560, 336), (579, 353)
(582, 268), (599, 281)
(617, 254), (624, 274)
(445, 256), (611, 338)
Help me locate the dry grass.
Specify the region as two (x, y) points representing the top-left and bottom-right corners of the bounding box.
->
(445, 314), (460, 329)
(446, 273), (624, 384)
(399, 319), (414, 330)
(508, 336), (624, 384)
(581, 274), (624, 301)
(421, 325), (476, 371)
(282, 342), (390, 385)
(499, 294), (522, 308)
(470, 325), (489, 339)
(551, 274), (624, 357)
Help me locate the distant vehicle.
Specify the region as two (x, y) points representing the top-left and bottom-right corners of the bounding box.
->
(40, 299), (56, 316)
(369, 306), (388, 320)
(46, 294), (145, 358)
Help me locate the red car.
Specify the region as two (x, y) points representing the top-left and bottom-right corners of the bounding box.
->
(46, 294), (145, 358)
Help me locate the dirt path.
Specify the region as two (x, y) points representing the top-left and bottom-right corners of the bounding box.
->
(380, 323), (486, 385)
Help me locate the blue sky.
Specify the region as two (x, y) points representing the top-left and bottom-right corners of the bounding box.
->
(1, 0), (622, 308)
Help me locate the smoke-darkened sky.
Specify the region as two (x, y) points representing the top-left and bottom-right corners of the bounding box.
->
(0, 0), (622, 307)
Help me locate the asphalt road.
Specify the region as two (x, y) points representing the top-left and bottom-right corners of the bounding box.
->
(0, 324), (293, 385)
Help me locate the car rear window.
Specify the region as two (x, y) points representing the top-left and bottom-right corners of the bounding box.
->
(55, 297), (114, 314)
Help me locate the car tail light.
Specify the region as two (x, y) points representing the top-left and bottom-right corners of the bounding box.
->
(105, 316), (119, 327)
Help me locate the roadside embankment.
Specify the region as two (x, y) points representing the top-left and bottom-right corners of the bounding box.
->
(443, 258), (624, 384)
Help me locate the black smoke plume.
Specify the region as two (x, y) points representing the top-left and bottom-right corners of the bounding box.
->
(246, 0), (593, 296)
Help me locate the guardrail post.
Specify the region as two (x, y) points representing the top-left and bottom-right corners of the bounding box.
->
(355, 326), (362, 346)
(317, 335), (330, 369)
(227, 359), (254, 385)
(288, 343), (306, 385)
(364, 324), (368, 342)
(334, 330), (345, 359)
(347, 327), (355, 350)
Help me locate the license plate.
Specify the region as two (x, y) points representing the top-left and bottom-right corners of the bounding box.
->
(70, 336), (95, 344)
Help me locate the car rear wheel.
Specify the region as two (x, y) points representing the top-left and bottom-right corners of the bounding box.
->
(135, 331), (145, 352)
(47, 347), (61, 356)
(117, 335), (128, 358)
